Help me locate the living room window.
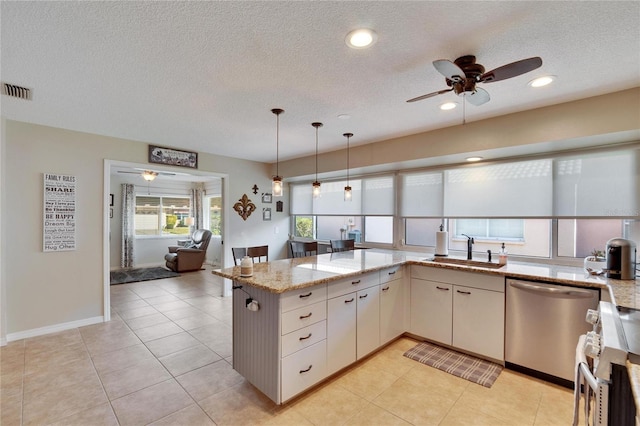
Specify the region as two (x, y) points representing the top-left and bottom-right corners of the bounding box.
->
(135, 195), (191, 236)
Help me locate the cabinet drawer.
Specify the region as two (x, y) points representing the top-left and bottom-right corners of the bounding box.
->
(281, 300), (327, 335)
(281, 320), (327, 357)
(411, 265), (504, 292)
(379, 265), (403, 284)
(328, 272), (379, 299)
(281, 284), (327, 313)
(281, 340), (327, 402)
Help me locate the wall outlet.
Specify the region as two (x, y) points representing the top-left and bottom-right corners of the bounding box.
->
(274, 226), (279, 234)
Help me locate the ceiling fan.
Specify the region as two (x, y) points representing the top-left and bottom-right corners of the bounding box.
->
(117, 168), (178, 181)
(407, 55), (543, 106)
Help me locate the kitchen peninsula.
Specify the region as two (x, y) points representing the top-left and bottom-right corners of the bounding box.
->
(212, 248), (638, 405)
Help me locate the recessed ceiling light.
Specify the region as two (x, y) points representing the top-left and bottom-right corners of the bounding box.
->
(345, 29), (377, 49)
(528, 75), (555, 88)
(337, 114), (351, 120)
(440, 102), (457, 110)
(466, 156), (483, 162)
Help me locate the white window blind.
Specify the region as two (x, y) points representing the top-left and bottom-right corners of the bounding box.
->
(553, 149), (639, 217)
(399, 171), (443, 217)
(290, 184), (313, 215)
(362, 176), (395, 215)
(444, 159), (553, 217)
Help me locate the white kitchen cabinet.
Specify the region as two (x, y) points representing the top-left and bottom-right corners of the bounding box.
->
(281, 340), (327, 402)
(410, 278), (452, 346)
(327, 292), (357, 375)
(380, 277), (407, 345)
(410, 265), (505, 361)
(356, 285), (380, 359)
(453, 285), (504, 361)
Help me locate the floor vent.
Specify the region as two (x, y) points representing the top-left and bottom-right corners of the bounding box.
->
(2, 82), (32, 100)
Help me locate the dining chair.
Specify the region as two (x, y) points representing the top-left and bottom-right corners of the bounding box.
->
(330, 239), (355, 252)
(232, 247), (247, 265)
(247, 245), (269, 263)
(290, 241), (318, 258)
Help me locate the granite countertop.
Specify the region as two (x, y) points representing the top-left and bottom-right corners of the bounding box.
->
(211, 248), (639, 309)
(627, 361), (640, 420)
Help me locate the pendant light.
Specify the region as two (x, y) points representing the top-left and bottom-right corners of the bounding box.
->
(343, 133), (353, 201)
(271, 108), (284, 197)
(311, 122), (323, 198)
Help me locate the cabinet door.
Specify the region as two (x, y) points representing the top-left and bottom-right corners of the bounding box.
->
(453, 285), (505, 361)
(410, 279), (452, 345)
(379, 279), (405, 345)
(327, 293), (357, 375)
(281, 340), (327, 403)
(356, 285), (380, 360)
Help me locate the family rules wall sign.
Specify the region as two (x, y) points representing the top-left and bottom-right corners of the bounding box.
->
(43, 173), (76, 252)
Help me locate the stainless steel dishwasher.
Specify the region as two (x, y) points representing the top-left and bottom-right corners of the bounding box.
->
(505, 279), (599, 384)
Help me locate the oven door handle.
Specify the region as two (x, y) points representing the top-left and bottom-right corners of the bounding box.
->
(509, 281), (595, 299)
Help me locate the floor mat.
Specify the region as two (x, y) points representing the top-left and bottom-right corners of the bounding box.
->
(110, 267), (180, 285)
(403, 341), (503, 387)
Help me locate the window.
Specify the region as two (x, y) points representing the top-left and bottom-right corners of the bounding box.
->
(454, 219), (524, 241)
(207, 196), (222, 236)
(557, 219), (639, 258)
(135, 195), (191, 236)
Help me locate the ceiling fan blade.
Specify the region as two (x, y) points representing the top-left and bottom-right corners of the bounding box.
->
(479, 57), (543, 83)
(465, 88), (490, 106)
(406, 88), (453, 103)
(433, 59), (466, 81)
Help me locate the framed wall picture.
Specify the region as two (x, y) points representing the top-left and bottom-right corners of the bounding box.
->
(263, 208), (271, 221)
(149, 145), (198, 169)
(262, 193), (272, 203)
(276, 200), (283, 212)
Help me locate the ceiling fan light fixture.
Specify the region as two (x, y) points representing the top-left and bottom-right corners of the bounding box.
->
(345, 29), (377, 49)
(440, 102), (457, 110)
(528, 75), (555, 88)
(142, 170), (158, 181)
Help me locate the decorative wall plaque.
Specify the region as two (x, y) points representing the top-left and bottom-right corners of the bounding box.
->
(43, 173), (76, 252)
(233, 194), (256, 221)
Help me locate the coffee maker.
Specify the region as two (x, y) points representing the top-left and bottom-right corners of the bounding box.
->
(606, 238), (637, 280)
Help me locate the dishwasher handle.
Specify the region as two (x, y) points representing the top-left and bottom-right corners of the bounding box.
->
(509, 280), (595, 299)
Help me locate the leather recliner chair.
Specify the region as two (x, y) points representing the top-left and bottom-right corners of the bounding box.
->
(164, 229), (212, 272)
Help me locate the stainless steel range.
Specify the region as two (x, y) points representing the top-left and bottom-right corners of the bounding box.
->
(574, 301), (638, 425)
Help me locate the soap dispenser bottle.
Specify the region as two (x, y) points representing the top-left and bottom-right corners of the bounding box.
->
(498, 243), (508, 265)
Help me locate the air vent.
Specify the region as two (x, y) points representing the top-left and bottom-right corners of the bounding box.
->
(2, 82), (32, 100)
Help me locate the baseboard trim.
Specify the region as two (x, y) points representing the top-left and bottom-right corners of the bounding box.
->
(0, 337), (7, 347)
(6, 316), (105, 342)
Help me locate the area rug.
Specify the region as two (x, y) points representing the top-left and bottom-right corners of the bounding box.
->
(110, 267), (180, 285)
(403, 341), (503, 388)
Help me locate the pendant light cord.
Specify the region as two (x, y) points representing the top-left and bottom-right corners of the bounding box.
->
(346, 135), (350, 185)
(276, 113), (280, 177)
(315, 127), (318, 182)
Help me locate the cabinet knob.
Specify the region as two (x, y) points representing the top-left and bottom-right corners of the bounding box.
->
(382, 286), (390, 292)
(436, 286), (449, 291)
(345, 298), (355, 303)
(388, 270), (396, 275)
(299, 292), (313, 299)
(299, 333), (312, 341)
(359, 294), (368, 299)
(299, 365), (313, 374)
(299, 312), (313, 319)
(456, 290), (471, 295)
(351, 280), (361, 285)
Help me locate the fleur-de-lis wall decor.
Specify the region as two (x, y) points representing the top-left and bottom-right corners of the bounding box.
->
(252, 184), (259, 194)
(233, 194), (256, 221)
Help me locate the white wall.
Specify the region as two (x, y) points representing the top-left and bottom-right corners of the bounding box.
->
(1, 120), (290, 340)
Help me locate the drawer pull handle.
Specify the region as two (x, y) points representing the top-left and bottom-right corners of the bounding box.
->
(345, 298), (355, 303)
(382, 286), (390, 292)
(299, 365), (313, 374)
(457, 290), (471, 295)
(299, 312), (313, 319)
(436, 286), (449, 291)
(299, 292), (312, 299)
(359, 294), (368, 299)
(388, 271), (396, 275)
(351, 280), (361, 285)
(299, 333), (312, 341)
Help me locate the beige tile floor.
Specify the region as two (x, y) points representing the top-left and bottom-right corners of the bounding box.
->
(1, 266), (578, 425)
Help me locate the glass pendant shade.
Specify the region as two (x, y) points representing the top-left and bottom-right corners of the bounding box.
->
(272, 176), (283, 197)
(312, 181), (321, 198)
(344, 185), (352, 201)
(271, 108), (284, 197)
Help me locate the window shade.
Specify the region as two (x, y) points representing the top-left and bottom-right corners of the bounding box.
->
(362, 176), (395, 215)
(553, 149), (639, 217)
(444, 159), (553, 217)
(290, 184), (313, 215)
(312, 180), (362, 215)
(399, 171), (443, 217)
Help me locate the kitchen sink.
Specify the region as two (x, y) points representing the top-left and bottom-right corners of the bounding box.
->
(427, 257), (505, 269)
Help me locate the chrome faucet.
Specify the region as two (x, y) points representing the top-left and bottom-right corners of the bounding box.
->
(462, 234), (474, 260)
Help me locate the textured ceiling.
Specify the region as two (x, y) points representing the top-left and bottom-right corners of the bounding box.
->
(2, 1), (639, 164)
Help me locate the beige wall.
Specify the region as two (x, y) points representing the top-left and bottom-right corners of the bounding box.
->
(279, 88), (640, 180)
(1, 121), (289, 339)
